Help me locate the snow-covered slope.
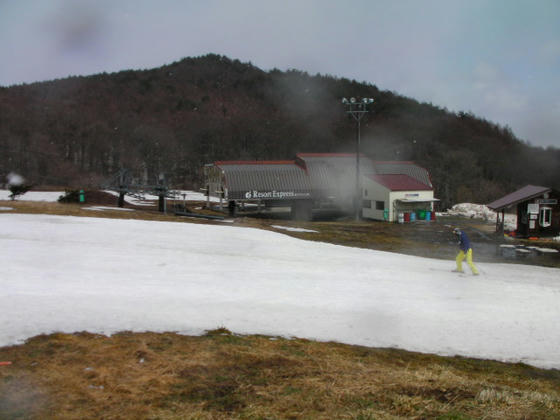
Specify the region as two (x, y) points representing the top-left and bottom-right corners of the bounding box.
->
(1, 214), (558, 369)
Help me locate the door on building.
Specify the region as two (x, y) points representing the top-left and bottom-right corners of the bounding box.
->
(517, 205), (528, 236)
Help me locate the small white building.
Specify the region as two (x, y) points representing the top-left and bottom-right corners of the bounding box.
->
(361, 162), (437, 222)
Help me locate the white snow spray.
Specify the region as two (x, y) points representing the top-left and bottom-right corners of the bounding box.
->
(6, 172), (24, 186)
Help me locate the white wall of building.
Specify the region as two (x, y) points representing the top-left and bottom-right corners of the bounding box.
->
(362, 178), (390, 220)
(362, 177), (434, 221)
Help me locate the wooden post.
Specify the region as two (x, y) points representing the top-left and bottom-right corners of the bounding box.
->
(118, 192), (125, 208)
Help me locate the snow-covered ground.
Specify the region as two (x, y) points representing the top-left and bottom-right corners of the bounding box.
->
(1, 213), (559, 369)
(0, 190), (64, 202)
(172, 190), (221, 203)
(440, 203), (517, 231)
(271, 225), (318, 233)
(103, 189), (221, 205)
(0, 189), (220, 205)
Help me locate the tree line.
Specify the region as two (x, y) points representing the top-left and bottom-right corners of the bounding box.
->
(1, 53), (558, 209)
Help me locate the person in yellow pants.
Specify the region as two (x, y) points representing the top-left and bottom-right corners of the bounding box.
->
(453, 228), (479, 275)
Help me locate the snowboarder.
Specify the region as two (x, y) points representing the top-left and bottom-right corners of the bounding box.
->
(453, 227), (479, 275)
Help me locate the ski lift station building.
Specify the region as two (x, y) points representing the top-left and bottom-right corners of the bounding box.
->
(204, 153), (437, 221)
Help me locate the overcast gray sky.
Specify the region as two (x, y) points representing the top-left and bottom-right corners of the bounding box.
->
(1, 0), (559, 148)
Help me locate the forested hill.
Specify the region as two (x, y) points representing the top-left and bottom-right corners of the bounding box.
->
(1, 53), (558, 208)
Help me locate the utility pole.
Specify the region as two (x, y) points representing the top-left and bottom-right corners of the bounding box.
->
(342, 97), (374, 220)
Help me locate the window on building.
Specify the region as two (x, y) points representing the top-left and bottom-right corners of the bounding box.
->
(375, 200), (385, 211)
(539, 207), (552, 227)
(364, 189), (368, 197)
(363, 200), (372, 209)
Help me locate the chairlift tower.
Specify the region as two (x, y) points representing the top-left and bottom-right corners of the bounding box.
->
(105, 169), (176, 213)
(342, 97), (374, 221)
(154, 173), (168, 213)
(105, 169), (136, 207)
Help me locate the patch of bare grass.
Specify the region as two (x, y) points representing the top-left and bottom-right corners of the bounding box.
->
(1, 332), (558, 419)
(0, 199), (224, 225)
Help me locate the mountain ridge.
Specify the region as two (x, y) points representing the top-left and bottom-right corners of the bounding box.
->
(1, 53), (558, 208)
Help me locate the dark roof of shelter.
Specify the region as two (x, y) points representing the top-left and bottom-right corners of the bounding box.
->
(295, 153), (374, 194)
(214, 161), (312, 199)
(295, 153), (374, 173)
(367, 174), (433, 191)
(373, 161), (433, 188)
(487, 185), (551, 210)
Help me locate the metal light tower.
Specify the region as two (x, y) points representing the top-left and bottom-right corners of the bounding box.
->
(342, 97), (374, 220)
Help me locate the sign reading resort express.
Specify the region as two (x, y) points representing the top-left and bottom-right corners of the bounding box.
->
(244, 190), (311, 200)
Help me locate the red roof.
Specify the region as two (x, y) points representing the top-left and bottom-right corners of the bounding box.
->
(368, 174), (432, 191)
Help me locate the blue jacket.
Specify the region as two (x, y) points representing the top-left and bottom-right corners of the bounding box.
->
(458, 231), (472, 252)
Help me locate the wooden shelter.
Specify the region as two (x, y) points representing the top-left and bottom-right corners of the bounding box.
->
(487, 185), (560, 237)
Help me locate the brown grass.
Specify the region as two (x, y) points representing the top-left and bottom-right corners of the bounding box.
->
(0, 199), (224, 225)
(1, 331), (559, 419)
